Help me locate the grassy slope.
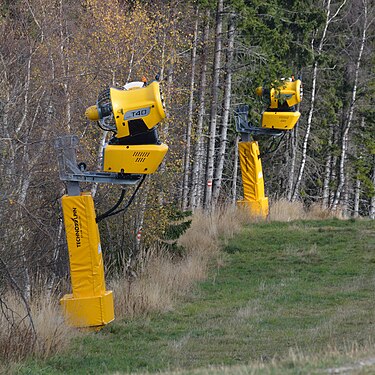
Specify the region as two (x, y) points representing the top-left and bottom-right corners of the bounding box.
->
(18, 219), (375, 374)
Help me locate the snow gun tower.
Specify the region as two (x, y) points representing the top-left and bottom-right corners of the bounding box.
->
(55, 78), (167, 329)
(235, 78), (303, 218)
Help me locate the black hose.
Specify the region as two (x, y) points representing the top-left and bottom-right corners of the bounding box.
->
(96, 175), (147, 223)
(260, 131), (287, 158)
(96, 189), (126, 223)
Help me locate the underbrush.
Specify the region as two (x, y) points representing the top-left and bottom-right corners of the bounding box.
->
(0, 293), (78, 372)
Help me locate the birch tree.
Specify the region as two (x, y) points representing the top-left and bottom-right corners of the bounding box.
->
(182, 7), (199, 211)
(190, 8), (211, 210)
(370, 161), (375, 219)
(212, 11), (235, 206)
(291, 0), (347, 202)
(332, 0), (369, 210)
(204, 0), (223, 210)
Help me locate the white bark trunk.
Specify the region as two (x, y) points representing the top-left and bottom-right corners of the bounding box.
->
(47, 217), (64, 295)
(59, 0), (71, 132)
(292, 0), (347, 201)
(231, 135), (239, 206)
(190, 9), (210, 211)
(212, 12), (235, 206)
(204, 0), (223, 210)
(370, 158), (375, 219)
(182, 9), (199, 211)
(322, 124), (334, 208)
(332, 0), (367, 210)
(126, 184), (149, 275)
(287, 126), (298, 201)
(91, 130), (108, 197)
(353, 177), (361, 218)
(16, 50), (33, 303)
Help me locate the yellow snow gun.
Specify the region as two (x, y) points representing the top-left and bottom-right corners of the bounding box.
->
(256, 78), (302, 131)
(85, 79), (168, 175)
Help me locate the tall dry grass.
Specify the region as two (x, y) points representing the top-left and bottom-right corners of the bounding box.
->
(0, 292), (78, 367)
(111, 206), (253, 319)
(269, 199), (345, 221)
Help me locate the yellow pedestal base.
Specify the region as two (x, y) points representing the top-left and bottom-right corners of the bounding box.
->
(60, 291), (114, 328)
(237, 198), (269, 219)
(61, 193), (114, 329)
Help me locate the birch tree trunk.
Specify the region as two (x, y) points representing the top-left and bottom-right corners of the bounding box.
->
(190, 9), (210, 211)
(287, 126), (298, 201)
(370, 158), (375, 219)
(353, 177), (361, 218)
(15, 48), (34, 303)
(182, 8), (199, 211)
(231, 135), (239, 206)
(322, 124), (334, 209)
(91, 130), (108, 197)
(212, 12), (235, 206)
(204, 0), (223, 210)
(59, 0), (71, 132)
(291, 0), (347, 201)
(332, 0), (368, 210)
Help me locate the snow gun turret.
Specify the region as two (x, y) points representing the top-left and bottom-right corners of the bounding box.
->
(234, 76), (304, 219)
(256, 78), (303, 131)
(85, 78), (167, 175)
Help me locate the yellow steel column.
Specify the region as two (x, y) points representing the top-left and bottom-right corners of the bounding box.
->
(60, 192), (114, 328)
(237, 141), (269, 218)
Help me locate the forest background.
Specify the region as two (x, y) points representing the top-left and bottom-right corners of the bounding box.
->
(0, 0), (374, 356)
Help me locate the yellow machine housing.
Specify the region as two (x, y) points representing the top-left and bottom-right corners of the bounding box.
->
(270, 79), (301, 109)
(256, 79), (302, 109)
(58, 79), (169, 329)
(261, 111), (301, 130)
(111, 81), (165, 138)
(237, 141), (269, 218)
(85, 80), (168, 175)
(256, 79), (302, 131)
(60, 193), (114, 328)
(85, 81), (165, 139)
(103, 143), (168, 174)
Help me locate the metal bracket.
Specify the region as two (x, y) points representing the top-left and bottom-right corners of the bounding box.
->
(54, 135), (141, 186)
(234, 105), (284, 138)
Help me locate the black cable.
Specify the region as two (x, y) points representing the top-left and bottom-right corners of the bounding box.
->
(260, 131), (287, 158)
(96, 175), (147, 223)
(104, 174), (146, 218)
(96, 189), (126, 223)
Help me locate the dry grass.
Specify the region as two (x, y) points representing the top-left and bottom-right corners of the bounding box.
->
(111, 206), (254, 319)
(0, 205), (258, 366)
(270, 199), (345, 221)
(0, 293), (78, 367)
(111, 248), (208, 318)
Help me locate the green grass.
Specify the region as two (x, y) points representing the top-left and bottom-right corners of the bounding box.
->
(17, 219), (375, 374)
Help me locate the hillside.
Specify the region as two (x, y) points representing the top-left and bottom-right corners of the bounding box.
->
(18, 218), (375, 375)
